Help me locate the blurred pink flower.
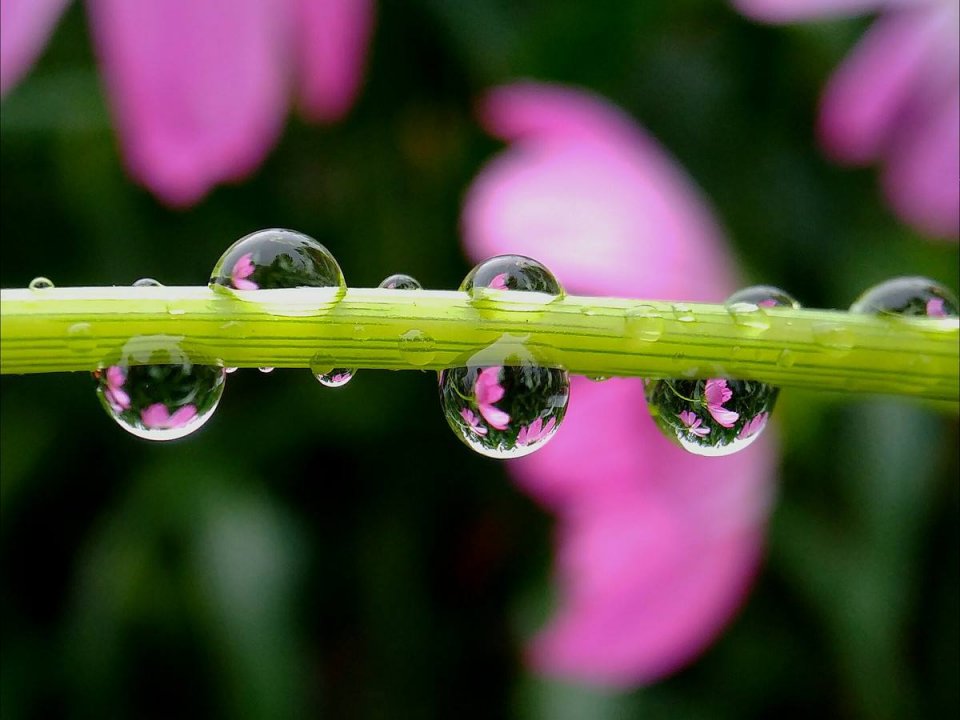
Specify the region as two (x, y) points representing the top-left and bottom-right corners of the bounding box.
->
(678, 410), (711, 437)
(926, 297), (946, 316)
(0, 0), (374, 206)
(704, 378), (740, 428)
(141, 402), (197, 429)
(475, 366), (511, 430)
(462, 82), (776, 687)
(230, 252), (259, 291)
(733, 0), (959, 239)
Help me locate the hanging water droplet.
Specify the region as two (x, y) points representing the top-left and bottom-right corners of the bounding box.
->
(29, 277), (54, 290)
(461, 255), (564, 301)
(225, 367), (238, 374)
(645, 377), (777, 456)
(625, 304), (664, 343)
(133, 277), (163, 287)
(850, 276), (958, 317)
(379, 273), (423, 290)
(66, 323), (96, 354)
(399, 329), (435, 366)
(93, 357), (225, 441)
(439, 364), (569, 459)
(259, 367), (275, 374)
(316, 368), (354, 388)
(208, 228), (346, 295)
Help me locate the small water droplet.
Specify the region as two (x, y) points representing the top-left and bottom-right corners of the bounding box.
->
(625, 305), (664, 343)
(850, 276), (958, 318)
(727, 285), (800, 309)
(93, 354), (225, 441)
(461, 254), (564, 301)
(584, 374), (609, 382)
(29, 277), (54, 290)
(259, 367), (275, 374)
(315, 368), (354, 388)
(208, 228), (346, 297)
(776, 349), (796, 368)
(66, 323), (96, 354)
(726, 302), (771, 334)
(133, 277), (163, 287)
(225, 367), (238, 374)
(399, 329), (436, 366)
(672, 303), (696, 322)
(379, 273), (422, 290)
(645, 377), (776, 456)
(812, 323), (854, 356)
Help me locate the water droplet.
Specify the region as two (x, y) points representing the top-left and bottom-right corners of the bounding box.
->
(399, 329), (436, 366)
(259, 367), (275, 374)
(812, 323), (854, 356)
(133, 277), (163, 287)
(585, 374), (609, 382)
(208, 228), (346, 295)
(461, 255), (563, 301)
(439, 364), (569, 459)
(93, 351), (225, 441)
(379, 273), (422, 290)
(671, 303), (696, 322)
(776, 349), (796, 368)
(645, 377), (777, 456)
(309, 351), (335, 378)
(225, 367), (238, 374)
(66, 323), (96, 354)
(727, 285), (800, 309)
(316, 368), (354, 388)
(29, 277), (54, 290)
(850, 276), (958, 317)
(625, 305), (664, 343)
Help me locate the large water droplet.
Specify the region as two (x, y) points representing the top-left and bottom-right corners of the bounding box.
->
(208, 228), (345, 295)
(93, 359), (225, 441)
(461, 255), (563, 300)
(645, 377), (777, 456)
(850, 276), (958, 317)
(439, 364), (569, 459)
(29, 277), (54, 290)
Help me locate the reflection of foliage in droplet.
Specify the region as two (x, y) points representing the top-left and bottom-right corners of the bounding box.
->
(850, 276), (959, 317)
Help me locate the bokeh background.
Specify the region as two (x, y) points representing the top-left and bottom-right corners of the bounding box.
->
(1, 1), (958, 718)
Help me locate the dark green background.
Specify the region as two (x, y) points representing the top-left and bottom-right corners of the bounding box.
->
(2, 1), (957, 718)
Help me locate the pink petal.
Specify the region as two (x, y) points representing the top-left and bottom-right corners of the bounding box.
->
(0, 0), (70, 97)
(296, 0), (374, 122)
(489, 272), (509, 290)
(140, 402), (171, 428)
(107, 387), (131, 411)
(704, 378), (733, 408)
(882, 90), (960, 239)
(167, 404), (198, 428)
(475, 366), (506, 405)
(732, 0), (889, 23)
(927, 297), (946, 316)
(106, 365), (126, 389)
(463, 83), (737, 300)
(708, 405), (741, 428)
(232, 278), (260, 291)
(818, 10), (951, 164)
(478, 403), (511, 431)
(87, 0), (291, 206)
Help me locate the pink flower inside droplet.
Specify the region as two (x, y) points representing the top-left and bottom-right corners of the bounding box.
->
(678, 410), (710, 437)
(704, 378), (739, 428)
(460, 408), (488, 436)
(517, 416), (557, 446)
(103, 365), (131, 411)
(231, 252), (258, 290)
(926, 297), (947, 317)
(474, 366), (511, 430)
(140, 403), (198, 430)
(737, 412), (769, 440)
(489, 272), (509, 290)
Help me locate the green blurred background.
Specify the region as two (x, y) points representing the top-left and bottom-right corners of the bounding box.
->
(1, 1), (957, 718)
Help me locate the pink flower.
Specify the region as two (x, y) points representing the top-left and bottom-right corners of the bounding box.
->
(103, 365), (130, 411)
(0, 0), (374, 207)
(462, 83), (775, 686)
(474, 366), (511, 430)
(733, 0), (959, 240)
(678, 410), (711, 437)
(927, 297), (947, 316)
(704, 378), (740, 428)
(738, 412), (769, 440)
(230, 252), (258, 290)
(517, 416), (557, 446)
(757, 298), (779, 308)
(140, 402), (198, 429)
(489, 272), (510, 290)
(460, 408), (488, 437)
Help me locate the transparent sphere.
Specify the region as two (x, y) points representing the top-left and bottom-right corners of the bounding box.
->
(209, 228), (345, 293)
(94, 362), (225, 441)
(460, 255), (563, 298)
(315, 369), (355, 388)
(726, 284), (799, 309)
(379, 273), (422, 290)
(645, 377), (777, 457)
(439, 364), (569, 459)
(850, 276), (958, 317)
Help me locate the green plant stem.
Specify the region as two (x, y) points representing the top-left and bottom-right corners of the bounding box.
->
(1, 286), (957, 402)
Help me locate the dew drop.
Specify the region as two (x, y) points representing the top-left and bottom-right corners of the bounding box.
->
(66, 322), (96, 354)
(208, 228), (346, 295)
(671, 303), (696, 322)
(29, 276), (54, 290)
(727, 285), (800, 310)
(93, 354), (225, 441)
(812, 323), (854, 356)
(850, 276), (958, 317)
(461, 255), (563, 301)
(379, 273), (423, 291)
(259, 367), (275, 374)
(316, 369), (354, 388)
(625, 304), (664, 343)
(399, 329), (436, 366)
(439, 364), (569, 459)
(645, 377), (777, 456)
(133, 277), (163, 287)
